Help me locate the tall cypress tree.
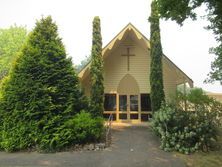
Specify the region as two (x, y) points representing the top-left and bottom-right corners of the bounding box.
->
(90, 16), (104, 117)
(0, 16), (86, 151)
(149, 0), (165, 112)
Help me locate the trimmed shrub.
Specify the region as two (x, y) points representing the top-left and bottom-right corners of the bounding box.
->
(66, 111), (104, 144)
(0, 16), (91, 152)
(38, 111), (104, 151)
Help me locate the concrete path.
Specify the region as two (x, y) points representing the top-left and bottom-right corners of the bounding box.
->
(0, 123), (186, 167)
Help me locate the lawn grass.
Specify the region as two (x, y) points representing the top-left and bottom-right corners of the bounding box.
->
(177, 127), (222, 167)
(178, 150), (222, 167)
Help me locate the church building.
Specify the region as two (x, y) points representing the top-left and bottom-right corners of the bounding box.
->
(78, 23), (193, 122)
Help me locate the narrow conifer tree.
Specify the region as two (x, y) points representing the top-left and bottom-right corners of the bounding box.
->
(90, 16), (104, 117)
(149, 0), (165, 112)
(0, 16), (86, 151)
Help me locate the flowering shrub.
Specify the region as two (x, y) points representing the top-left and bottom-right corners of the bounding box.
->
(152, 88), (222, 154)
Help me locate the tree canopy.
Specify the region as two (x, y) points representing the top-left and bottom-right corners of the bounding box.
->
(156, 0), (222, 84)
(76, 55), (90, 72)
(0, 25), (27, 81)
(149, 0), (165, 112)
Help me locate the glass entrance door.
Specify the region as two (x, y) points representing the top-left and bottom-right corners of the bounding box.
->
(119, 95), (127, 120)
(130, 95), (139, 119)
(119, 94), (139, 120)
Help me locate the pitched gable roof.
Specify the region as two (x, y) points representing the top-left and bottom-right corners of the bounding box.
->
(78, 23), (193, 87)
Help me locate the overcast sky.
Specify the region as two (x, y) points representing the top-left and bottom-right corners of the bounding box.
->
(0, 0), (221, 93)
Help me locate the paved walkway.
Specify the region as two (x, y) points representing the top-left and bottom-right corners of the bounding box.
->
(0, 123), (186, 167)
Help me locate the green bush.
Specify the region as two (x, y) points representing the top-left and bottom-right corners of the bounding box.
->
(152, 88), (222, 154)
(0, 111), (104, 152)
(67, 111), (104, 144)
(39, 111), (104, 151)
(0, 121), (37, 152)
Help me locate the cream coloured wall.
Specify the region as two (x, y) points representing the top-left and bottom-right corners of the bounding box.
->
(163, 60), (178, 101)
(81, 73), (91, 97)
(206, 93), (222, 103)
(104, 37), (149, 94)
(80, 34), (178, 100)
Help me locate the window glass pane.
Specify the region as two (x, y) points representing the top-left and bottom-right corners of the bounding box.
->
(103, 113), (116, 121)
(141, 94), (152, 111)
(130, 95), (138, 111)
(119, 113), (127, 119)
(104, 94), (116, 111)
(119, 95), (127, 111)
(130, 114), (138, 119)
(141, 114), (149, 121)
